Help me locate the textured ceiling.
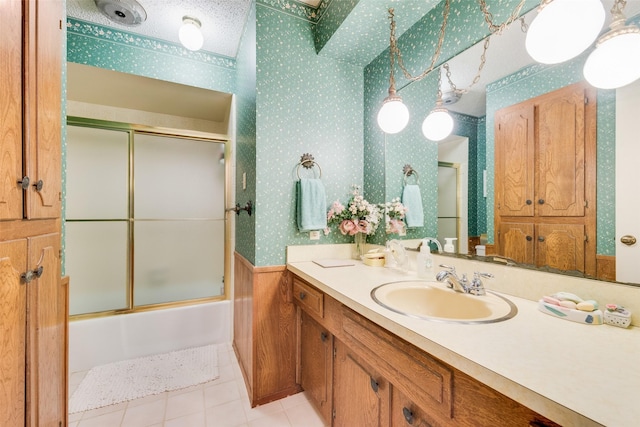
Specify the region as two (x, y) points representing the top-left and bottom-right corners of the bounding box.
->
(66, 0), (252, 58)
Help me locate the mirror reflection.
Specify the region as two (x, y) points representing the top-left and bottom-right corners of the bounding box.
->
(383, 3), (640, 286)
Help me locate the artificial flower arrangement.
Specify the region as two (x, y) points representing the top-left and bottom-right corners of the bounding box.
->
(381, 197), (408, 234)
(325, 185), (382, 236)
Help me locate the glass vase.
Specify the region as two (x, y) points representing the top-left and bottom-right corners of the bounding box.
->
(352, 232), (367, 260)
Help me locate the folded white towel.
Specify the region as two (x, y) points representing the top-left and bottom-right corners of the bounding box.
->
(402, 184), (424, 228)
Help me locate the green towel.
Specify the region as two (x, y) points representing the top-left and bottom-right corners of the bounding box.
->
(402, 184), (424, 228)
(297, 179), (327, 232)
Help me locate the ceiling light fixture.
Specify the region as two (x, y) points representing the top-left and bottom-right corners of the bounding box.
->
(525, 0), (605, 64)
(583, 0), (640, 89)
(422, 70), (454, 141)
(377, 0), (526, 137)
(376, 9), (410, 134)
(179, 16), (204, 51)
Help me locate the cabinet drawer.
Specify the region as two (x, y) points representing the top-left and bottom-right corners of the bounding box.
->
(292, 277), (324, 318)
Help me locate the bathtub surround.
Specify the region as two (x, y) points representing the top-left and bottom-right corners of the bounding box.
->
(69, 301), (231, 373)
(69, 344), (220, 413)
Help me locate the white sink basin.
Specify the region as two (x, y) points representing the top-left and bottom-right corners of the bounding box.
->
(371, 281), (517, 324)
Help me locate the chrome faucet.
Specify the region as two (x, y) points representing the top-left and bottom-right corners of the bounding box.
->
(436, 265), (493, 296)
(436, 265), (468, 293)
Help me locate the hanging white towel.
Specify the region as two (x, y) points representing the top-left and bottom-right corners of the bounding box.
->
(402, 184), (424, 228)
(296, 178), (327, 232)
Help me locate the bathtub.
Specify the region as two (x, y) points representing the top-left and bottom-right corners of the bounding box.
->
(69, 300), (231, 373)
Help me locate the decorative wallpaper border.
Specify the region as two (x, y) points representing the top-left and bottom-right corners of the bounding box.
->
(66, 18), (236, 69)
(256, 0), (331, 22)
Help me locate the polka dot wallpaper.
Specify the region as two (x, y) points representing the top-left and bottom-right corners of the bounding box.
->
(255, 3), (364, 266)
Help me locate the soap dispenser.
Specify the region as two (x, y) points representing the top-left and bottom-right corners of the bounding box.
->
(416, 239), (433, 278)
(444, 237), (457, 253)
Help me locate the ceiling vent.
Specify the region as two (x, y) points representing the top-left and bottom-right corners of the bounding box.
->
(94, 0), (147, 26)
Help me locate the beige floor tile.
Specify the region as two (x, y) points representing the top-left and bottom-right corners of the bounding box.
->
(77, 409), (125, 427)
(81, 401), (128, 419)
(205, 400), (248, 427)
(126, 391), (167, 408)
(278, 392), (308, 410)
(204, 380), (241, 408)
(165, 411), (206, 427)
(121, 398), (166, 427)
(247, 410), (291, 427)
(243, 399), (284, 422)
(165, 388), (205, 420)
(284, 401), (326, 427)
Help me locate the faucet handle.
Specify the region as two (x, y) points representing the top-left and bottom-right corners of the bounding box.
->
(469, 272), (492, 296)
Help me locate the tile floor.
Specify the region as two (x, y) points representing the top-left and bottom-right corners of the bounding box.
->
(68, 343), (327, 427)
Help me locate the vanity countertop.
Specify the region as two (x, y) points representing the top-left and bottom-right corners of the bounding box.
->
(287, 260), (640, 427)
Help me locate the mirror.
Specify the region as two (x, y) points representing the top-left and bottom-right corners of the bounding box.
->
(383, 3), (640, 286)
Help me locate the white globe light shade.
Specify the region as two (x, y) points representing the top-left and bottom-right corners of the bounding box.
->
(377, 98), (410, 134)
(584, 30), (640, 89)
(526, 0), (605, 64)
(179, 18), (204, 51)
(422, 109), (454, 141)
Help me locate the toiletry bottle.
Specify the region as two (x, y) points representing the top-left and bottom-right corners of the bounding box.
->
(416, 239), (433, 278)
(444, 237), (457, 253)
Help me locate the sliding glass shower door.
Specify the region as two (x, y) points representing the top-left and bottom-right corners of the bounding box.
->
(65, 123), (227, 317)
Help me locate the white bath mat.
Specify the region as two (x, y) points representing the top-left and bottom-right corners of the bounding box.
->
(69, 344), (219, 414)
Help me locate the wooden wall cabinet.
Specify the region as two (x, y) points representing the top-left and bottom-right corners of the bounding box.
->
(494, 82), (596, 276)
(291, 274), (559, 427)
(0, 1), (66, 426)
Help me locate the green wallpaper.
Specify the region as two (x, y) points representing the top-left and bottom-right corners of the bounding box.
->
(67, 18), (237, 94)
(235, 3), (258, 264)
(255, 3), (364, 266)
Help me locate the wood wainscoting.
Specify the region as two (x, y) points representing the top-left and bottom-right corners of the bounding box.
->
(233, 252), (300, 407)
(596, 255), (616, 282)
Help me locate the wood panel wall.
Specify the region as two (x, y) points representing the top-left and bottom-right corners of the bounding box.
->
(233, 252), (300, 407)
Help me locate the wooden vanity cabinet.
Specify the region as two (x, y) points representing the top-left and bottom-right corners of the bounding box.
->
(291, 274), (560, 427)
(494, 82), (596, 276)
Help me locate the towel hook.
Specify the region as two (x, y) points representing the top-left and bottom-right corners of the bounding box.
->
(403, 164), (419, 185)
(296, 153), (322, 179)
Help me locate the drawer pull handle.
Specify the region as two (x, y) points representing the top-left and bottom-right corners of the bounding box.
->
(538, 199), (545, 205)
(320, 332), (328, 342)
(526, 235), (533, 241)
(299, 292), (306, 300)
(34, 179), (44, 192)
(526, 199), (532, 205)
(538, 236), (545, 242)
(369, 377), (379, 393)
(402, 407), (414, 425)
(20, 266), (44, 284)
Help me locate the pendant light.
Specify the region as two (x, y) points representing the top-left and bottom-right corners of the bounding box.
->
(179, 16), (204, 51)
(584, 0), (640, 89)
(377, 9), (409, 134)
(422, 69), (454, 142)
(526, 0), (605, 64)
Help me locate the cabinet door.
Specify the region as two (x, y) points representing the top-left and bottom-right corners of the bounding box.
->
(0, 239), (28, 427)
(24, 0), (63, 219)
(0, 0), (24, 221)
(333, 339), (389, 426)
(27, 233), (65, 427)
(537, 224), (585, 272)
(498, 222), (535, 265)
(536, 85), (586, 217)
(300, 311), (332, 423)
(495, 103), (535, 217)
